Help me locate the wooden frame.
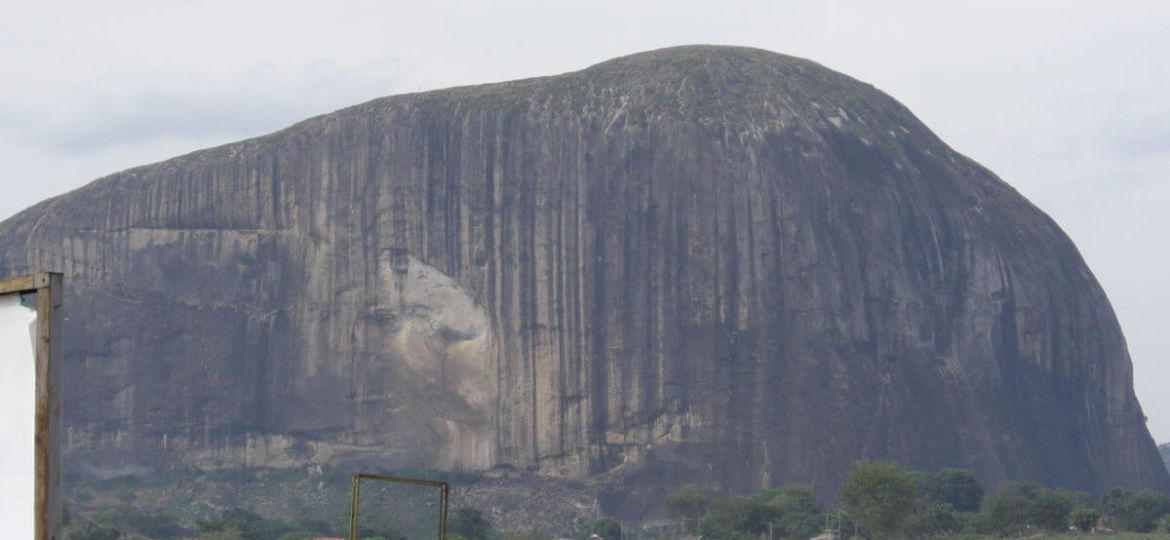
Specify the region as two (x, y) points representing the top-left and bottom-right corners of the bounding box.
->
(0, 272), (63, 540)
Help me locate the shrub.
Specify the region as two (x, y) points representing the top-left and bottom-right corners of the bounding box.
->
(450, 507), (492, 540)
(1070, 507), (1101, 532)
(1029, 489), (1073, 533)
(984, 481), (1042, 536)
(923, 469), (984, 513)
(904, 498), (960, 538)
(580, 517), (622, 540)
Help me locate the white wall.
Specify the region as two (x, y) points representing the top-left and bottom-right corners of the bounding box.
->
(0, 293), (38, 539)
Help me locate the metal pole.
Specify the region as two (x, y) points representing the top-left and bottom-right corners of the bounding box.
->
(349, 475), (361, 540)
(439, 482), (449, 540)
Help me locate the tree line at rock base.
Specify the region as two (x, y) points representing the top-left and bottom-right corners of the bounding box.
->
(665, 460), (1170, 540)
(63, 503), (626, 540)
(63, 459), (1170, 540)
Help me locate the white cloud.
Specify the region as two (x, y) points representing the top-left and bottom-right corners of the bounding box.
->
(1, 58), (399, 154)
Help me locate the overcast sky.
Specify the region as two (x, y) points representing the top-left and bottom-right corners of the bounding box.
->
(1, 1), (1168, 443)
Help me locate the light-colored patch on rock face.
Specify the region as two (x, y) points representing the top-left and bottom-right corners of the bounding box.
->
(374, 249), (495, 470)
(378, 250), (488, 341)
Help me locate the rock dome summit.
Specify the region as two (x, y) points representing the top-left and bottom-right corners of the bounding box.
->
(1, 45), (1165, 513)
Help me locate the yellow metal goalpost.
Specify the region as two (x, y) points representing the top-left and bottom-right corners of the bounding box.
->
(348, 473), (449, 540)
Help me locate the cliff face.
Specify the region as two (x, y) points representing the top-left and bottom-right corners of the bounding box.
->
(1, 46), (1166, 511)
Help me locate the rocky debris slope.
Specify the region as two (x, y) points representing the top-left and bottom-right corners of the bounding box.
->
(1, 45), (1166, 516)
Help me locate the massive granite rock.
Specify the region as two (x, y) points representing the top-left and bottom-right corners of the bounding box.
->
(1, 46), (1166, 513)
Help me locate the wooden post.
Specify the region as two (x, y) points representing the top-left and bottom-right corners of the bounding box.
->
(35, 273), (63, 540)
(1, 272), (63, 540)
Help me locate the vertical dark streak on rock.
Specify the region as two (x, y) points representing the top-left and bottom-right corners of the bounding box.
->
(482, 115), (504, 461)
(589, 143), (609, 471)
(670, 161), (688, 426)
(723, 161), (747, 456)
(619, 151), (635, 430)
(520, 117), (540, 462)
(641, 156), (659, 428)
(764, 176), (788, 470)
(572, 126), (588, 459)
(551, 123), (566, 459)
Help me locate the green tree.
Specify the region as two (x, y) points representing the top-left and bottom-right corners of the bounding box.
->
(706, 495), (759, 535)
(665, 484), (711, 535)
(1029, 489), (1073, 533)
(1101, 486), (1133, 518)
(1113, 490), (1170, 532)
(906, 471), (932, 498)
(954, 510), (994, 536)
(839, 460), (916, 540)
(766, 484), (824, 540)
(984, 481), (1042, 536)
(450, 507), (492, 540)
(1070, 508), (1101, 532)
(196, 507), (292, 540)
(1052, 488), (1093, 509)
(904, 498), (959, 538)
(703, 495), (780, 539)
(923, 468), (984, 513)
